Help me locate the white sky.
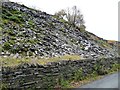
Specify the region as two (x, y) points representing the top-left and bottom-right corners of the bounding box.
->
(9, 0), (119, 41)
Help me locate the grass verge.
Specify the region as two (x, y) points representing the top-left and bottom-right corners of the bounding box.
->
(1, 54), (82, 67)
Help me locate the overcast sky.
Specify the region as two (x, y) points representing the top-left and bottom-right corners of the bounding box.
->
(9, 0), (119, 41)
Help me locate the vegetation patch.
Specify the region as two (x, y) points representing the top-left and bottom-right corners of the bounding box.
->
(2, 8), (27, 23)
(57, 63), (119, 88)
(1, 57), (29, 67)
(37, 54), (82, 65)
(1, 54), (82, 67)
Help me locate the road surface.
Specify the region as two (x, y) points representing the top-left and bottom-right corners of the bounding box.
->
(79, 72), (119, 88)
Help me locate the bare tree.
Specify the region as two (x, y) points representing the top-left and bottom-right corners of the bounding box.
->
(55, 6), (85, 27)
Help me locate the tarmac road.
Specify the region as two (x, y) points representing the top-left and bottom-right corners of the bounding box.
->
(79, 72), (119, 88)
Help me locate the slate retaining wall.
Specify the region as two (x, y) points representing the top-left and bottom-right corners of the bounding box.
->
(1, 57), (119, 89)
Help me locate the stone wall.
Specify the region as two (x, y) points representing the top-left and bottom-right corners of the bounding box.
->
(1, 57), (119, 89)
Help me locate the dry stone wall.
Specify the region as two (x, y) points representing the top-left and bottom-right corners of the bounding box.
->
(1, 57), (119, 89)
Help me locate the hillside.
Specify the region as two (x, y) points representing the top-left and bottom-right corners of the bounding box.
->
(1, 1), (120, 89)
(0, 2), (119, 59)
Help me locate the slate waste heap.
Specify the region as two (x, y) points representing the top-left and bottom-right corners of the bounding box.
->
(1, 2), (119, 59)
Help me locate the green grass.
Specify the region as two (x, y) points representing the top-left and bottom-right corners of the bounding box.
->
(2, 7), (28, 24)
(37, 54), (82, 65)
(1, 54), (82, 67)
(1, 57), (30, 67)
